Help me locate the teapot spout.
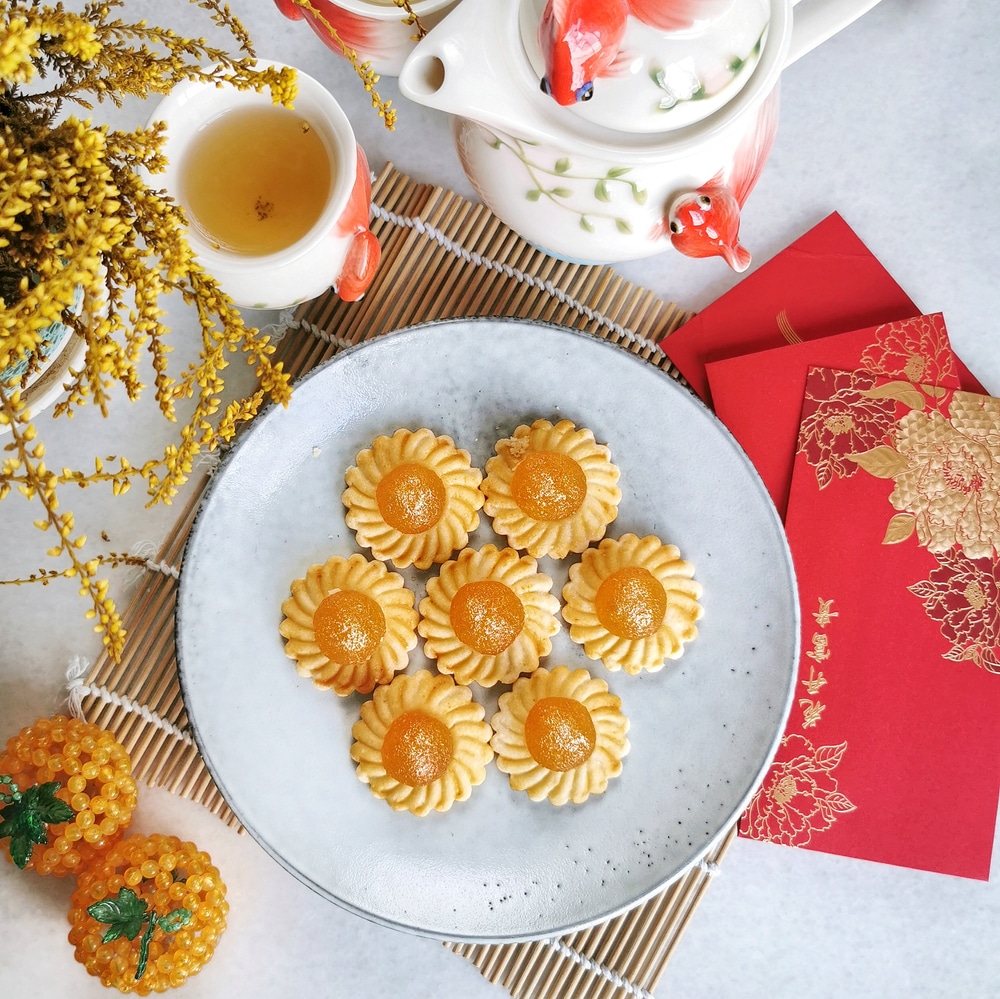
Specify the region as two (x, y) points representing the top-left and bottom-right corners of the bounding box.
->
(399, 0), (554, 144)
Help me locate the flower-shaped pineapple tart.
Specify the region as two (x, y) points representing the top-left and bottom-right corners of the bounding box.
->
(351, 670), (494, 815)
(418, 544), (561, 687)
(562, 533), (703, 674)
(279, 553), (417, 696)
(481, 419), (621, 559)
(343, 428), (484, 569)
(491, 665), (630, 805)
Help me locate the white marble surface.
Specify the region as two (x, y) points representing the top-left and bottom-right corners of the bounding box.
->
(2, 1), (999, 996)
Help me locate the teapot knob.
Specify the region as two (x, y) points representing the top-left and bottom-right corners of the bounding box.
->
(537, 0), (629, 106)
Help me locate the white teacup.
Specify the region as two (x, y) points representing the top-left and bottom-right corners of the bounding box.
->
(272, 0), (460, 76)
(150, 61), (380, 310)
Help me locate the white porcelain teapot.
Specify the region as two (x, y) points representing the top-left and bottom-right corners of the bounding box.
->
(399, 0), (883, 268)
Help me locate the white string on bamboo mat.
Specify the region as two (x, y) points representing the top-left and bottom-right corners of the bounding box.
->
(365, 202), (670, 361)
(128, 541), (181, 580)
(263, 308), (355, 352)
(64, 656), (196, 748)
(541, 938), (656, 999)
(538, 853), (720, 999)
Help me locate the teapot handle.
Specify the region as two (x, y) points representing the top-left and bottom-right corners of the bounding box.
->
(786, 0), (884, 66)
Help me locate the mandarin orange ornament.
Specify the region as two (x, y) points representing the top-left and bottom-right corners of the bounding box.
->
(68, 833), (228, 992)
(0, 715), (138, 876)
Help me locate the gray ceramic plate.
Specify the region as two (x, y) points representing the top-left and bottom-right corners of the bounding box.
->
(176, 318), (799, 943)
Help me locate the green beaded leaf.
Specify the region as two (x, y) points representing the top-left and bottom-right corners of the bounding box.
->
(594, 179), (611, 203)
(555, 158), (571, 174)
(158, 907), (193, 934)
(25, 782), (74, 824)
(0, 781), (74, 869)
(89, 887), (149, 943)
(88, 889), (193, 982)
(614, 218), (634, 234)
(136, 917), (157, 981)
(606, 166), (631, 178)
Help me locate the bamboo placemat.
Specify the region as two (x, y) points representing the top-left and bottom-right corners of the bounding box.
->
(68, 163), (735, 998)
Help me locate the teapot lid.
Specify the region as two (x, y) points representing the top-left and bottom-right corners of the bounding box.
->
(521, 0), (771, 134)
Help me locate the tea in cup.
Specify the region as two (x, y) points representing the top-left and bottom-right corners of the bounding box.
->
(150, 61), (380, 310)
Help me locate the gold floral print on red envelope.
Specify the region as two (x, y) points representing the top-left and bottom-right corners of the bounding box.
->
(741, 368), (1000, 879)
(706, 312), (984, 518)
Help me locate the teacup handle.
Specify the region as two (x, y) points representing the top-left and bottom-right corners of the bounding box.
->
(786, 0), (884, 66)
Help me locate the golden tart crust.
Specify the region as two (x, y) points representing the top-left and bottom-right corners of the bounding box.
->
(481, 419), (621, 559)
(279, 553), (417, 696)
(491, 665), (630, 805)
(343, 428), (484, 570)
(562, 533), (703, 674)
(418, 544), (561, 688)
(350, 670), (494, 816)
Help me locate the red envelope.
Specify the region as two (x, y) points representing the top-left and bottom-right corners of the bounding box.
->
(740, 367), (1000, 880)
(659, 212), (918, 404)
(705, 314), (985, 519)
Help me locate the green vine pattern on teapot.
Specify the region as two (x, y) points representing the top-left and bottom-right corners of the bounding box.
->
(487, 134), (647, 235)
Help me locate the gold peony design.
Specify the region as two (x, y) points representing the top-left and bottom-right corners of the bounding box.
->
(859, 313), (956, 388)
(739, 734), (856, 847)
(350, 669), (494, 816)
(909, 548), (1000, 673)
(482, 418), (621, 559)
(279, 553), (418, 696)
(418, 544), (561, 687)
(343, 428), (484, 569)
(561, 533), (703, 674)
(885, 393), (1000, 558)
(491, 665), (629, 805)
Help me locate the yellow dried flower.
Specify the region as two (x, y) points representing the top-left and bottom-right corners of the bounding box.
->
(0, 0), (303, 660)
(0, 15), (41, 82)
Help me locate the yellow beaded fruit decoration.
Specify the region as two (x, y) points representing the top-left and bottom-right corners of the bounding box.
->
(67, 833), (228, 994)
(0, 715), (138, 876)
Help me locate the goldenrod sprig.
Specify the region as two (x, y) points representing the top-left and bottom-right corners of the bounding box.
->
(392, 0), (427, 40)
(10, 0), (297, 113)
(0, 550), (150, 586)
(0, 0), (302, 658)
(0, 388), (126, 659)
(289, 0), (396, 129)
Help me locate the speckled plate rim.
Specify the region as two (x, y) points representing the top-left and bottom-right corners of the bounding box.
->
(175, 317), (800, 943)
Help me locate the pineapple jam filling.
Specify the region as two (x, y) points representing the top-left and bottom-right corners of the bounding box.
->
(312, 590), (386, 666)
(450, 579), (525, 655)
(510, 451), (587, 521)
(595, 566), (667, 639)
(375, 462), (447, 534)
(524, 696), (597, 772)
(381, 710), (454, 786)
